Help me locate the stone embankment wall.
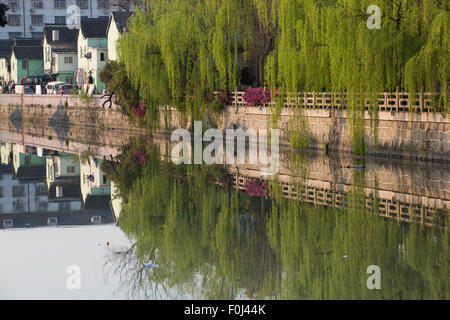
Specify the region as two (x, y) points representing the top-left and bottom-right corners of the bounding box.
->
(0, 93), (448, 162)
(162, 106), (450, 162)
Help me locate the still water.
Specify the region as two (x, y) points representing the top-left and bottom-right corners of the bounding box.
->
(0, 122), (448, 300)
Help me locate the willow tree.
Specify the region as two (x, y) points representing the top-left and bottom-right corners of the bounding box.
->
(113, 0), (448, 151)
(260, 0), (449, 154)
(117, 0), (255, 124)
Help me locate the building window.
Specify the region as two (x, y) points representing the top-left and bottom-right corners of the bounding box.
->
(77, 0), (88, 9)
(100, 52), (105, 61)
(32, 32), (42, 39)
(13, 185), (25, 197)
(14, 199), (24, 211)
(54, 0), (66, 9)
(38, 201), (48, 210)
(97, 0), (108, 9)
(22, 60), (28, 70)
(7, 15), (21, 26)
(0, 186), (3, 197)
(59, 202), (71, 211)
(31, 15), (43, 26)
(65, 77), (73, 84)
(67, 165), (75, 173)
(8, 32), (22, 40)
(33, 1), (44, 9)
(64, 56), (73, 64)
(8, 1), (20, 10)
(35, 185), (47, 196)
(55, 16), (66, 24)
(102, 174), (107, 185)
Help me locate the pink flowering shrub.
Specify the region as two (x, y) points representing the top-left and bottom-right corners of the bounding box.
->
(244, 180), (269, 197)
(132, 102), (146, 117)
(205, 90), (232, 111)
(243, 87), (272, 106)
(133, 148), (148, 164)
(217, 89), (232, 106)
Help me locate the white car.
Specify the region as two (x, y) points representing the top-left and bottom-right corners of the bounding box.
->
(46, 81), (65, 94)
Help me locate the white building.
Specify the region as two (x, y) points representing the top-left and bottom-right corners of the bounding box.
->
(1, 0), (134, 40)
(46, 152), (79, 188)
(80, 156), (110, 203)
(0, 164), (82, 214)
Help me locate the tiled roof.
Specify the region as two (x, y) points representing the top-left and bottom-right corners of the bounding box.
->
(80, 17), (109, 38)
(111, 11), (131, 34)
(11, 46), (43, 60)
(0, 164), (13, 174)
(52, 47), (77, 53)
(48, 181), (82, 199)
(43, 24), (78, 44)
(0, 40), (14, 58)
(0, 211), (115, 229)
(13, 38), (42, 47)
(84, 195), (111, 211)
(16, 166), (46, 181)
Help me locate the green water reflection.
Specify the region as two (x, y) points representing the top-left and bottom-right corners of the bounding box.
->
(104, 139), (448, 300)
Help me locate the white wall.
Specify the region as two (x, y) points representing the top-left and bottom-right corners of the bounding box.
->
(56, 156), (80, 176)
(0, 173), (82, 214)
(55, 53), (78, 73)
(89, 47), (107, 71)
(1, 0), (133, 40)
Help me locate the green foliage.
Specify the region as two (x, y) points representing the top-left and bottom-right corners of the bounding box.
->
(107, 138), (448, 299)
(116, 0), (267, 123)
(79, 149), (94, 164)
(0, 3), (7, 27)
(113, 1), (448, 151)
(100, 60), (147, 125)
(289, 107), (310, 150)
(79, 89), (93, 106)
(405, 11), (449, 112)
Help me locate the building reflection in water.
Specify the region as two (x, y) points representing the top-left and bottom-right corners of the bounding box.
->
(0, 141), (115, 229)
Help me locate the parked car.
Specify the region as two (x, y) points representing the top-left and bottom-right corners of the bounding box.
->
(46, 81), (65, 95)
(59, 84), (74, 94)
(24, 86), (34, 94)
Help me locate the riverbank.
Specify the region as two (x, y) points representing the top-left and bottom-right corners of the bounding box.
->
(0, 93), (448, 162)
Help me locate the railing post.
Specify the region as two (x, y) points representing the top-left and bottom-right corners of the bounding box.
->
(395, 86), (399, 112)
(419, 86), (424, 113)
(383, 92), (388, 111)
(234, 88), (238, 114)
(420, 206), (425, 231)
(312, 91), (315, 108)
(331, 91), (334, 110)
(304, 92), (307, 109)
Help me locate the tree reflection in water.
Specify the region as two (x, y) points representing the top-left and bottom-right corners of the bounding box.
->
(101, 138), (449, 300)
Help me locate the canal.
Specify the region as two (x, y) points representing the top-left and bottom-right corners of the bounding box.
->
(0, 119), (448, 300)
